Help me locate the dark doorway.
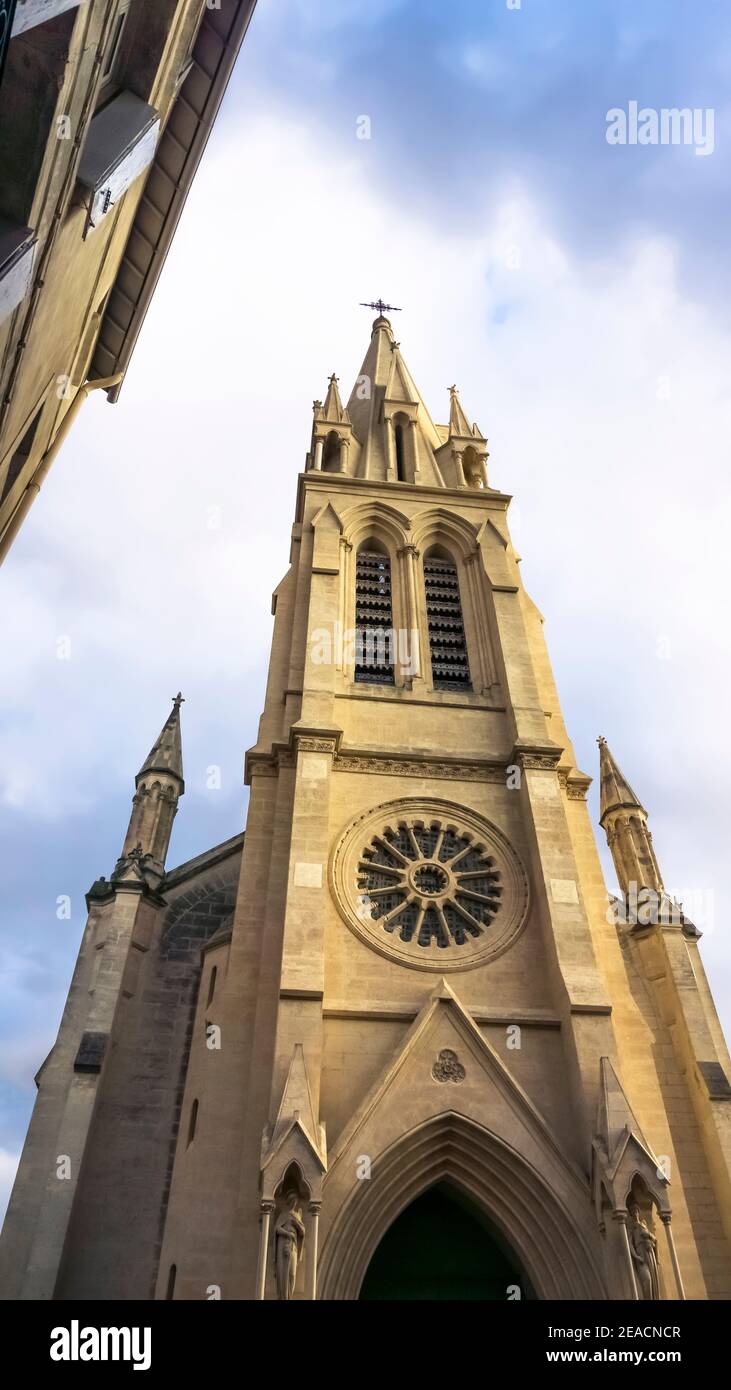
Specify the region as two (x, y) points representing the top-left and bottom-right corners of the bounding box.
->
(359, 1183), (527, 1301)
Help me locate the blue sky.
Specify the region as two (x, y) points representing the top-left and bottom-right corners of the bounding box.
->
(1, 0), (730, 1215)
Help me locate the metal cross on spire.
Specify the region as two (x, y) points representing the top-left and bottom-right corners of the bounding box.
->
(360, 299), (402, 316)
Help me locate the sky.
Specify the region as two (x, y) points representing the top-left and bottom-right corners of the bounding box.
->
(1, 0), (731, 1220)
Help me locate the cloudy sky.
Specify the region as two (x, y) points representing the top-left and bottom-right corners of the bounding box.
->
(1, 0), (730, 1219)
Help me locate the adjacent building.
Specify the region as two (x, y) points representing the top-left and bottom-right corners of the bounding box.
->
(0, 0), (256, 562)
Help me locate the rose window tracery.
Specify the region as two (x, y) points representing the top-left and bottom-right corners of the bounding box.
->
(358, 820), (502, 949)
(330, 798), (529, 972)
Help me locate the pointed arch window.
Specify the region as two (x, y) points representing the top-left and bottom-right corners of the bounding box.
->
(424, 550), (471, 690)
(395, 423), (406, 481)
(355, 546), (395, 684)
(206, 965), (217, 1007)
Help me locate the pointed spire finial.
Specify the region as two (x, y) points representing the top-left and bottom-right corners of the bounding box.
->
(359, 298), (402, 316)
(598, 736), (666, 896)
(137, 693), (185, 788)
(448, 383), (475, 439)
(597, 735), (645, 826)
(321, 371), (347, 424)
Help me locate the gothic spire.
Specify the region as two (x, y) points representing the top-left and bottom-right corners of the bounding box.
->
(137, 692), (185, 790)
(597, 735), (645, 828)
(447, 384), (474, 438)
(321, 373), (348, 424)
(307, 315), (493, 488)
(343, 315), (443, 483)
(597, 736), (663, 897)
(111, 693), (186, 880)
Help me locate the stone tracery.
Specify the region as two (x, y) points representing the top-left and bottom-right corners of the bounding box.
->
(330, 797), (529, 971)
(358, 816), (502, 949)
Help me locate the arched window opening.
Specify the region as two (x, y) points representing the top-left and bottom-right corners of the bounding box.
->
(166, 1264), (177, 1300)
(322, 430), (340, 473)
(424, 550), (471, 690)
(206, 965), (217, 1007)
(395, 423), (406, 481)
(355, 545), (395, 685)
(187, 1099), (199, 1148)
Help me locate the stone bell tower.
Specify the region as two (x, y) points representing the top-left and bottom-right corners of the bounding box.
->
(2, 313), (730, 1302)
(154, 312), (731, 1301)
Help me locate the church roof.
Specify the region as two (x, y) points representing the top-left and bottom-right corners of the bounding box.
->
(163, 831), (245, 891)
(597, 736), (645, 826)
(137, 694), (185, 789)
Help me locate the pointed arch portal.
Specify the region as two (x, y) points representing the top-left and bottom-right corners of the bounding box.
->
(318, 1113), (607, 1300)
(359, 1182), (530, 1300)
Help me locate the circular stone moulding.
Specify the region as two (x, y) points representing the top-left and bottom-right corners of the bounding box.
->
(329, 797), (529, 971)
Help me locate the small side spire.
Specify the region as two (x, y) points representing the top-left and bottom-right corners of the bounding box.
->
(138, 692), (185, 789)
(597, 735), (644, 827)
(117, 693), (186, 881)
(309, 373), (353, 472)
(597, 736), (663, 899)
(448, 385), (474, 438)
(440, 385), (489, 488)
(447, 384), (487, 442)
(321, 372), (348, 424)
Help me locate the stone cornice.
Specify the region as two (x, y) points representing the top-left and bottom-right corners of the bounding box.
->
(558, 768), (592, 801)
(510, 741), (564, 771)
(295, 471), (513, 525)
(322, 1003), (562, 1027)
(85, 877), (167, 911)
(333, 749), (509, 783)
(245, 728), (343, 784)
(288, 726), (342, 756)
(247, 744), (516, 785)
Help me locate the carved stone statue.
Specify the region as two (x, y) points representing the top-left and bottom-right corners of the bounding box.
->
(274, 1190), (306, 1301)
(629, 1203), (660, 1300)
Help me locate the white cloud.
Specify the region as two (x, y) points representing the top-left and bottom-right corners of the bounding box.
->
(1, 97), (730, 1044)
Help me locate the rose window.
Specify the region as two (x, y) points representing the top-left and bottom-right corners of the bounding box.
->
(330, 798), (529, 972)
(358, 820), (502, 949)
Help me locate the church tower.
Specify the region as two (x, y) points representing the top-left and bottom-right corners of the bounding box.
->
(2, 313), (730, 1301)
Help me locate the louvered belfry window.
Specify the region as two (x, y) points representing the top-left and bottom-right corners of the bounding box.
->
(355, 548), (395, 684)
(424, 553), (471, 690)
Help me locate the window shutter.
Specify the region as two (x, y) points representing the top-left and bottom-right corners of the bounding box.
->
(424, 555), (471, 690)
(355, 549), (395, 684)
